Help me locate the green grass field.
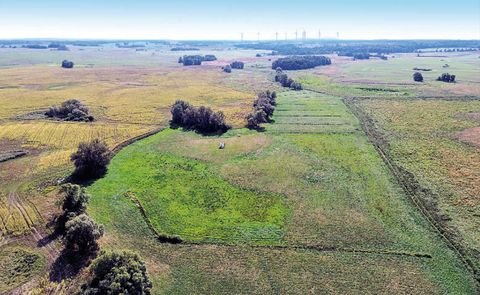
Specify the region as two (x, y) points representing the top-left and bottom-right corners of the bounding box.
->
(87, 90), (477, 294)
(1, 47), (478, 294)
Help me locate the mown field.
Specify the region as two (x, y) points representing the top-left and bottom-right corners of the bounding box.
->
(0, 46), (478, 294)
(355, 98), (480, 274)
(88, 91), (477, 294)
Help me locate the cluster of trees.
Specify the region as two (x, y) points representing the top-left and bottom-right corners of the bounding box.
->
(171, 47), (199, 51)
(171, 100), (230, 134)
(223, 61), (245, 73)
(413, 72), (424, 82)
(178, 55), (218, 66)
(46, 99), (93, 122)
(49, 43), (69, 51)
(71, 139), (112, 179)
(58, 183), (104, 254)
(437, 73), (456, 83)
(246, 91), (277, 129)
(58, 141), (151, 294)
(80, 250), (152, 295)
(22, 44), (48, 49)
(230, 61), (245, 69)
(62, 60), (74, 68)
(272, 55), (331, 70)
(274, 68), (303, 90)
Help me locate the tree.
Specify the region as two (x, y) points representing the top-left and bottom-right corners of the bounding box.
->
(290, 81), (303, 90)
(170, 101), (230, 134)
(71, 139), (112, 179)
(62, 60), (74, 69)
(178, 56), (183, 64)
(230, 61), (245, 69)
(170, 100), (191, 125)
(80, 250), (152, 295)
(60, 183), (90, 217)
(413, 72), (424, 82)
(64, 214), (104, 253)
(223, 65), (232, 73)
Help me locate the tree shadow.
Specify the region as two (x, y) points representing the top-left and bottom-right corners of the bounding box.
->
(49, 247), (98, 282)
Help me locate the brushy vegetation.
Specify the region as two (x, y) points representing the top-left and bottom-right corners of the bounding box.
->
(170, 100), (231, 134)
(80, 250), (152, 295)
(0, 246), (45, 293)
(46, 99), (94, 122)
(274, 68), (303, 90)
(246, 91), (277, 129)
(179, 55), (217, 66)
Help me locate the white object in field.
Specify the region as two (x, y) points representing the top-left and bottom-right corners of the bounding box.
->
(219, 142), (225, 149)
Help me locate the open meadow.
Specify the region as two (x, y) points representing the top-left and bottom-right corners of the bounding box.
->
(0, 44), (479, 294)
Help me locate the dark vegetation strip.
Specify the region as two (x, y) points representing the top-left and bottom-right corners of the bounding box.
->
(123, 183), (432, 259)
(344, 97), (480, 284)
(0, 150), (27, 163)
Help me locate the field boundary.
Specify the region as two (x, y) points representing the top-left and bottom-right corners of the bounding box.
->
(344, 97), (480, 285)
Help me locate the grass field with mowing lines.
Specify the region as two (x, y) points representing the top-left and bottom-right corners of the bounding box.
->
(357, 98), (480, 273)
(87, 90), (477, 294)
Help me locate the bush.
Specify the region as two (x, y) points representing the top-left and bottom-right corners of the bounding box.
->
(170, 101), (230, 134)
(413, 72), (424, 82)
(71, 139), (112, 179)
(437, 73), (456, 83)
(290, 81), (303, 90)
(80, 250), (152, 295)
(64, 214), (104, 253)
(46, 99), (94, 122)
(272, 55), (331, 70)
(230, 61), (245, 69)
(62, 60), (74, 69)
(60, 183), (90, 217)
(223, 65), (232, 73)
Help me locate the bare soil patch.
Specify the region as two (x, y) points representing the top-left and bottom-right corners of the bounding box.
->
(454, 127), (480, 147)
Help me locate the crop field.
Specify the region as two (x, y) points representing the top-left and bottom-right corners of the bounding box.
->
(0, 46), (479, 294)
(87, 90), (476, 294)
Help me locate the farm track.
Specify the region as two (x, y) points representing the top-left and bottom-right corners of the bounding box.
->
(344, 97), (480, 285)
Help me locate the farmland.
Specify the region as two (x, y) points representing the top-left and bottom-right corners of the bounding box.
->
(0, 44), (479, 294)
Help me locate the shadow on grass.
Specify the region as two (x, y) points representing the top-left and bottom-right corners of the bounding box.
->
(49, 247), (98, 282)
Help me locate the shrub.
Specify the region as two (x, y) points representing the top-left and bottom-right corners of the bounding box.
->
(62, 60), (74, 68)
(413, 72), (424, 82)
(46, 99), (93, 122)
(170, 101), (230, 134)
(79, 250), (152, 295)
(60, 183), (90, 217)
(223, 65), (232, 73)
(64, 214), (104, 253)
(290, 81), (303, 90)
(230, 61), (245, 69)
(274, 69), (303, 90)
(71, 139), (112, 179)
(437, 73), (456, 83)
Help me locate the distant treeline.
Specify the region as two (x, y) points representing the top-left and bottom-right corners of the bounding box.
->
(171, 47), (200, 51)
(272, 55), (331, 70)
(236, 40), (480, 55)
(179, 55), (217, 66)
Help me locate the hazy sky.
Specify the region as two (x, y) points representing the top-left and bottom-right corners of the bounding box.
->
(0, 0), (479, 40)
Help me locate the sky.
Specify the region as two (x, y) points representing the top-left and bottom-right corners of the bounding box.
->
(0, 0), (479, 40)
